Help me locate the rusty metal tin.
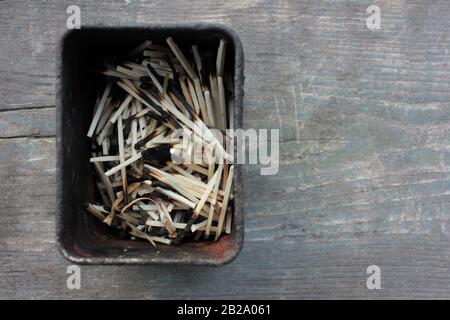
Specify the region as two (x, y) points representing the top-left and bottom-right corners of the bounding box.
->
(56, 24), (244, 265)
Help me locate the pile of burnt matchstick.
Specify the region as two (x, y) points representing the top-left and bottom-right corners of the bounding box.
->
(86, 37), (234, 246)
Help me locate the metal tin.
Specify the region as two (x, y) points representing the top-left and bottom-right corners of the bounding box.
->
(56, 24), (244, 265)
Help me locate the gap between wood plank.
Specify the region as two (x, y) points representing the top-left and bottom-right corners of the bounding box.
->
(0, 105), (55, 113)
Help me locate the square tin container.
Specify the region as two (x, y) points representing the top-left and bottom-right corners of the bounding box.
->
(56, 24), (244, 265)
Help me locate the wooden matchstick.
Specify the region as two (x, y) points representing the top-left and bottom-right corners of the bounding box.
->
(87, 82), (112, 137)
(90, 155), (120, 162)
(104, 152), (142, 177)
(194, 77), (209, 124)
(192, 45), (202, 76)
(128, 40), (152, 58)
(216, 39), (227, 77)
(206, 163), (223, 238)
(93, 162), (116, 205)
(217, 76), (227, 130)
(155, 187), (196, 209)
(187, 79), (200, 114)
(204, 90), (215, 127)
(117, 117), (129, 204)
(166, 37), (196, 80)
(194, 169), (218, 216)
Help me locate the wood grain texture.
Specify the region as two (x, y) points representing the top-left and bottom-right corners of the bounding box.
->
(0, 107), (55, 138)
(1, 0), (450, 299)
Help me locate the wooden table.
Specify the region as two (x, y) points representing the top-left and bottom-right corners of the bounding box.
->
(1, 0), (450, 299)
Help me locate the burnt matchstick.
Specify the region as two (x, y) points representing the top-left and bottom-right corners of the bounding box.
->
(86, 36), (234, 247)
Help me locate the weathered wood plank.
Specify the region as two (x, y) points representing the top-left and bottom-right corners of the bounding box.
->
(3, 233), (450, 299)
(3, 0), (450, 116)
(0, 138), (450, 299)
(1, 0), (450, 299)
